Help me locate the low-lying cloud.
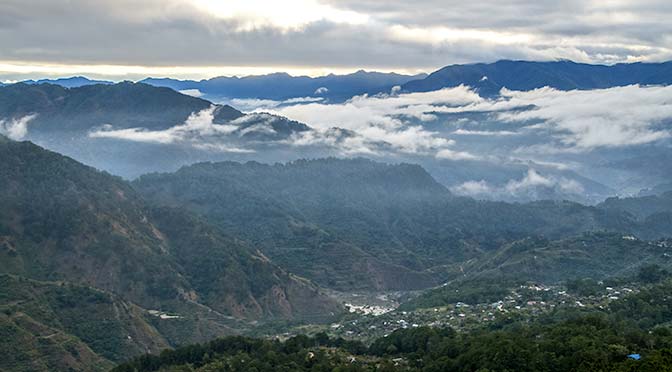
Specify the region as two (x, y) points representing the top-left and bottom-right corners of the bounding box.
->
(229, 97), (324, 111)
(89, 106), (253, 153)
(267, 84), (672, 158)
(86, 84), (672, 163)
(0, 114), (37, 140)
(451, 169), (585, 200)
(267, 86), (482, 156)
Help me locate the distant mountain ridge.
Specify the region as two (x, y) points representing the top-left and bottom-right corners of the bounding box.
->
(141, 70), (426, 102)
(402, 59), (672, 96)
(7, 70), (424, 103)
(10, 60), (672, 103)
(22, 76), (113, 88)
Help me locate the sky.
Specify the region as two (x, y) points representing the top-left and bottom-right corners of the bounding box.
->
(2, 0), (672, 81)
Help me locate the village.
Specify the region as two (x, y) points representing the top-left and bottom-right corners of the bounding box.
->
(321, 282), (642, 342)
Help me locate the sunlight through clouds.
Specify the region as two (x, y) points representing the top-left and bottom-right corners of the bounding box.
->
(191, 0), (369, 31)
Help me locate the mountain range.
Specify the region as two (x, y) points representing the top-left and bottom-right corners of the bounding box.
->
(2, 69), (668, 203)
(402, 60), (672, 96)
(141, 70), (427, 103)
(2, 132), (672, 370)
(13, 60), (672, 102)
(132, 158), (672, 291)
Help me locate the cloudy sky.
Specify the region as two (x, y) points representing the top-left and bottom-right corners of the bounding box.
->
(2, 0), (672, 81)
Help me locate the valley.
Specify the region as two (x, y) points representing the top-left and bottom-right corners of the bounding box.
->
(1, 60), (672, 371)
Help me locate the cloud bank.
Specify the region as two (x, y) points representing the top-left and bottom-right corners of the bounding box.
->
(89, 106), (252, 152)
(267, 84), (672, 157)
(87, 84), (672, 162)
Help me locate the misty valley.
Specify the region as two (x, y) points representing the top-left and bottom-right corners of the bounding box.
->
(1, 60), (672, 372)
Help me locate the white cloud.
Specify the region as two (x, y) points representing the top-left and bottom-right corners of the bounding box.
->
(229, 97), (324, 112)
(179, 89), (204, 97)
(0, 114), (37, 140)
(2, 0), (672, 80)
(435, 149), (480, 161)
(314, 87), (329, 95)
(496, 85), (672, 149)
(89, 106), (250, 152)
(451, 169), (585, 199)
(230, 98), (283, 111)
(191, 0), (369, 31)
(421, 85), (672, 151)
(451, 129), (518, 136)
(450, 180), (492, 195)
(267, 86), (482, 155)
(504, 169), (554, 193)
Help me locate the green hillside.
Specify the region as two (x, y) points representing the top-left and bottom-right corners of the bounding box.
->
(0, 137), (342, 370)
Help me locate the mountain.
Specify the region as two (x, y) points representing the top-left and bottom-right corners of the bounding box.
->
(0, 137), (342, 368)
(22, 76), (113, 88)
(133, 158), (671, 291)
(402, 60), (672, 96)
(0, 70), (668, 203)
(141, 70), (427, 102)
(0, 82), (243, 133)
(0, 82), (316, 177)
(598, 192), (672, 238)
(134, 159), (453, 290)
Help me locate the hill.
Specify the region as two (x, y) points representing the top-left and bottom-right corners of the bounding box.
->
(402, 60), (672, 96)
(0, 274), (167, 371)
(134, 159), (453, 290)
(133, 158), (670, 291)
(0, 137), (342, 369)
(0, 82), (243, 133)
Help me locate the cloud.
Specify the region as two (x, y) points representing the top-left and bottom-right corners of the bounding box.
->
(435, 149), (480, 161)
(451, 129), (518, 136)
(422, 84), (672, 151)
(496, 85), (672, 150)
(0, 114), (37, 140)
(2, 0), (672, 81)
(266, 86), (481, 155)
(451, 169), (585, 199)
(179, 89), (204, 97)
(450, 180), (492, 195)
(263, 83), (672, 157)
(190, 0), (369, 31)
(229, 97), (324, 111)
(314, 87), (329, 95)
(89, 106), (253, 152)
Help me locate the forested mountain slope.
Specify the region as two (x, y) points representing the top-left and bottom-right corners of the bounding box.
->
(133, 159), (672, 291)
(0, 137), (342, 369)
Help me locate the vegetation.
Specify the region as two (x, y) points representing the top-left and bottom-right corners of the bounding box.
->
(0, 138), (341, 370)
(133, 159), (672, 293)
(115, 279), (672, 371)
(3, 137), (672, 371)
